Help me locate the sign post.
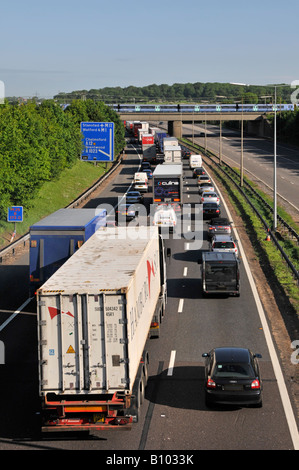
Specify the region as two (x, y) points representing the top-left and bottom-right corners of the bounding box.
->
(80, 122), (114, 162)
(7, 206), (23, 242)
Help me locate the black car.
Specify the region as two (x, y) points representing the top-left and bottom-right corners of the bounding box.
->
(202, 347), (263, 407)
(207, 217), (232, 239)
(182, 148), (191, 159)
(141, 161), (151, 171)
(193, 167), (206, 178)
(202, 202), (221, 219)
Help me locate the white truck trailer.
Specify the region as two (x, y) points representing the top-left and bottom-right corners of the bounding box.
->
(163, 145), (182, 164)
(37, 226), (170, 431)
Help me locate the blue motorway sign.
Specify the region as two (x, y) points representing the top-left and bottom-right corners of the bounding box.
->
(7, 206), (23, 222)
(81, 122), (114, 162)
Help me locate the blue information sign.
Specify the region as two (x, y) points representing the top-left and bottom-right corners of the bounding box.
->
(7, 206), (23, 222)
(81, 122), (114, 162)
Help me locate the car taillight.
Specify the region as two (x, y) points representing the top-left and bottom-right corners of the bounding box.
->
(251, 379), (260, 389)
(207, 378), (216, 388)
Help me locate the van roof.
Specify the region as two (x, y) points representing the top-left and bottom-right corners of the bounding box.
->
(202, 252), (237, 262)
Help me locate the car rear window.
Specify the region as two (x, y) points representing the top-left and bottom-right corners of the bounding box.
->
(213, 363), (255, 379)
(213, 242), (235, 249)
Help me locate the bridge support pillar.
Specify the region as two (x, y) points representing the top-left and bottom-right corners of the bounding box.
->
(245, 117), (273, 138)
(168, 120), (182, 138)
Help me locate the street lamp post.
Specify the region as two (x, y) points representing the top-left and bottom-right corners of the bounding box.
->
(230, 83), (250, 186)
(272, 83), (290, 231)
(273, 86), (277, 231)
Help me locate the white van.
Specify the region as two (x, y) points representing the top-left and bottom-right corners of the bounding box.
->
(189, 154), (203, 169)
(153, 205), (177, 232)
(134, 172), (148, 192)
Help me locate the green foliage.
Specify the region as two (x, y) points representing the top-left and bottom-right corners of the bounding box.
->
(0, 99), (125, 221)
(268, 109), (299, 145)
(54, 82), (292, 104)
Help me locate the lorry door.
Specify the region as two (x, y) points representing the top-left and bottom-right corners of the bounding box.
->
(39, 293), (84, 393)
(39, 292), (129, 394)
(101, 294), (129, 391)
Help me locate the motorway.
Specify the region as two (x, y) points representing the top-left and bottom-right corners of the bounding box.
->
(182, 122), (299, 220)
(0, 136), (298, 451)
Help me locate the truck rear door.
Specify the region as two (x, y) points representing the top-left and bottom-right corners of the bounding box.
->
(38, 292), (129, 394)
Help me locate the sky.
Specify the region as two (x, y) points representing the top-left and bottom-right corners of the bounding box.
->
(1, 0), (299, 98)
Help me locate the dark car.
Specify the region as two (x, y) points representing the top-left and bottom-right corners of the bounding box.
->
(202, 202), (221, 219)
(207, 217), (232, 239)
(141, 161), (151, 171)
(182, 148), (191, 159)
(202, 347), (263, 407)
(116, 204), (137, 222)
(125, 191), (144, 204)
(193, 167), (206, 178)
(142, 168), (153, 179)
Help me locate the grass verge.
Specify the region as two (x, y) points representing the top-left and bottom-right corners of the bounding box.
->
(0, 160), (112, 248)
(181, 138), (299, 315)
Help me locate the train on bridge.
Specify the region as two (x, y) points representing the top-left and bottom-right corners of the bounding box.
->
(111, 103), (295, 113)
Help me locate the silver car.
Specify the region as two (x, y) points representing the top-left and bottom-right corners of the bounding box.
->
(200, 191), (220, 204)
(198, 182), (215, 194)
(210, 235), (238, 257)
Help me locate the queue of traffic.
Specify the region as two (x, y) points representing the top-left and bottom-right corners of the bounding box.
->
(30, 118), (262, 434)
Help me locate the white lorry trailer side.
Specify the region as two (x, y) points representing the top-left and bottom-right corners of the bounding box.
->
(37, 226), (169, 431)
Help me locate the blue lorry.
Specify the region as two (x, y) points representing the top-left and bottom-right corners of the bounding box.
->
(29, 208), (106, 295)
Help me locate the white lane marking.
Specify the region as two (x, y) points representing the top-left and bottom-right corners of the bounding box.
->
(183, 267), (188, 277)
(0, 297), (33, 332)
(213, 180), (299, 451)
(167, 350), (176, 376)
(178, 299), (184, 313)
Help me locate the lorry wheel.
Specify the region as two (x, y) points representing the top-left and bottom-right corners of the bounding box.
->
(132, 386), (141, 423)
(142, 351), (149, 385)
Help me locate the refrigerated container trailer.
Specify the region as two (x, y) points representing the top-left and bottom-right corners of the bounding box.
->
(163, 137), (178, 147)
(163, 145), (182, 164)
(37, 226), (169, 431)
(152, 164), (183, 206)
(29, 208), (106, 295)
(142, 134), (156, 163)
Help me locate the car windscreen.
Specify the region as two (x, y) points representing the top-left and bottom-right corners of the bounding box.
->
(212, 362), (255, 379)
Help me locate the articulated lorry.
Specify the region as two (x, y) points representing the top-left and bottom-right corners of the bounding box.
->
(37, 226), (170, 431)
(29, 209), (106, 295)
(163, 145), (182, 164)
(142, 134), (156, 163)
(152, 164), (183, 206)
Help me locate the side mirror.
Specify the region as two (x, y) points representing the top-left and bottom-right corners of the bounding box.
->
(254, 353), (262, 359)
(202, 353), (210, 358)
